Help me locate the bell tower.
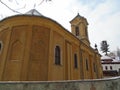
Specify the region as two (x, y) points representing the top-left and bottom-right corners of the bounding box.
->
(70, 13), (90, 46)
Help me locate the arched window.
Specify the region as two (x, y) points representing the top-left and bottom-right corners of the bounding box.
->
(75, 26), (79, 36)
(86, 59), (88, 71)
(0, 43), (1, 51)
(0, 41), (3, 54)
(93, 63), (96, 72)
(74, 53), (78, 68)
(55, 46), (61, 65)
(85, 27), (88, 37)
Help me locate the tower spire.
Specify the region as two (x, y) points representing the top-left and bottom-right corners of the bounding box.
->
(70, 14), (90, 46)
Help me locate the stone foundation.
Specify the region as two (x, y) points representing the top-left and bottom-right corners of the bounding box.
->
(0, 77), (120, 90)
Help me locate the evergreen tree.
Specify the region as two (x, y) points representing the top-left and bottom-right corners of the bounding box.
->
(100, 40), (110, 55)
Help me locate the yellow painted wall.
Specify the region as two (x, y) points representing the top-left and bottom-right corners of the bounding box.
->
(0, 15), (103, 81)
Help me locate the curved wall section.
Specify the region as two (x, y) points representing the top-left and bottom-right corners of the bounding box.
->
(0, 16), (51, 81)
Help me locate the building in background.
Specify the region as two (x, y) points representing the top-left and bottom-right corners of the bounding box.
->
(101, 55), (120, 77)
(0, 9), (103, 81)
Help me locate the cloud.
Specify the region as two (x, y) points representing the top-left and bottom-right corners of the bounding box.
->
(86, 0), (120, 52)
(0, 0), (120, 53)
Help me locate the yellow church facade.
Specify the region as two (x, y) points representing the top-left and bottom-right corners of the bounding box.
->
(0, 10), (103, 81)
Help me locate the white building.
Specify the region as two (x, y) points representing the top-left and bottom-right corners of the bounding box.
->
(101, 55), (120, 77)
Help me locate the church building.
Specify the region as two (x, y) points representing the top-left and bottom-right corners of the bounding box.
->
(0, 9), (103, 81)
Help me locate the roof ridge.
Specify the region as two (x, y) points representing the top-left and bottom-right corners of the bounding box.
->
(25, 9), (43, 16)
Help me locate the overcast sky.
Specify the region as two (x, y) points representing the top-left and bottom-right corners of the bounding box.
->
(0, 0), (120, 54)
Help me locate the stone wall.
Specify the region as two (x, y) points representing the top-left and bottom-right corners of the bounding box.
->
(0, 77), (120, 90)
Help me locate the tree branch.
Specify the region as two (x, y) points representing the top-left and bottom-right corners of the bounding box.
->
(38, 0), (45, 5)
(15, 4), (26, 10)
(15, 0), (19, 5)
(0, 0), (22, 14)
(38, 0), (51, 6)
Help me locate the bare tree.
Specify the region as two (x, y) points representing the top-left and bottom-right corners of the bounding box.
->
(100, 40), (110, 55)
(0, 0), (52, 14)
(8, 0), (19, 5)
(0, 0), (22, 13)
(117, 47), (120, 60)
(39, 0), (51, 5)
